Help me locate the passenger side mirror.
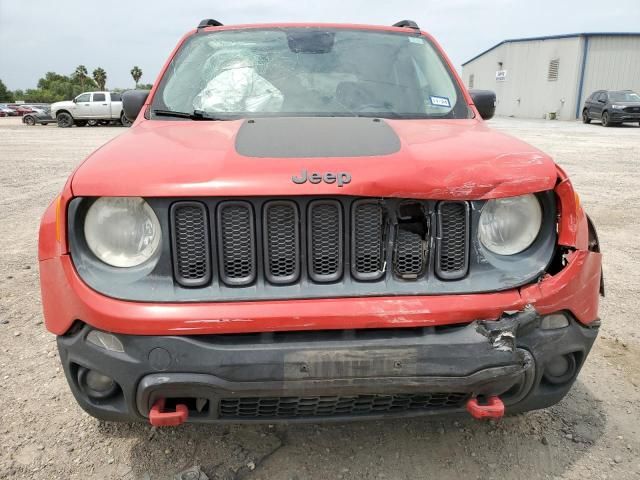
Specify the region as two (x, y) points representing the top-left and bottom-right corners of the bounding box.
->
(73, 97), (77, 103)
(122, 90), (150, 122)
(469, 89), (496, 120)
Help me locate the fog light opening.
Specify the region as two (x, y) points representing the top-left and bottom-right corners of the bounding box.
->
(543, 353), (577, 385)
(540, 313), (569, 330)
(77, 366), (118, 399)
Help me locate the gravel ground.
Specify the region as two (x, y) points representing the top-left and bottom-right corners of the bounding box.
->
(0, 116), (639, 480)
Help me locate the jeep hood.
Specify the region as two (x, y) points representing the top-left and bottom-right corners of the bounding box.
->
(71, 117), (558, 199)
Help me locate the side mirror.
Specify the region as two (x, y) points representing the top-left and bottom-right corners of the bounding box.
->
(469, 89), (496, 120)
(122, 90), (150, 122)
(73, 98), (77, 103)
(597, 99), (606, 104)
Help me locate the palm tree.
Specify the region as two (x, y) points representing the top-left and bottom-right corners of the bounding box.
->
(130, 66), (143, 88)
(73, 65), (88, 90)
(92, 68), (107, 90)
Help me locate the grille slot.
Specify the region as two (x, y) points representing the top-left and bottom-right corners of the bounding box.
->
(352, 201), (385, 280)
(394, 229), (426, 279)
(217, 202), (256, 286)
(308, 200), (343, 282)
(171, 202), (211, 287)
(219, 392), (469, 419)
(436, 201), (470, 279)
(263, 201), (300, 284)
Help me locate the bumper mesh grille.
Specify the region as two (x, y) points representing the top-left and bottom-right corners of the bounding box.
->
(171, 203), (210, 286)
(394, 229), (426, 278)
(264, 202), (299, 283)
(352, 201), (385, 280)
(436, 202), (469, 279)
(219, 392), (469, 419)
(308, 201), (343, 282)
(218, 202), (255, 285)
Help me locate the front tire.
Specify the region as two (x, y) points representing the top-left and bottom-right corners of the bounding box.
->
(24, 116), (36, 126)
(582, 109), (591, 124)
(56, 112), (73, 128)
(120, 113), (132, 127)
(601, 111), (612, 127)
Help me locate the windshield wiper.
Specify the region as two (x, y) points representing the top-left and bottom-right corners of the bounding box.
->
(152, 109), (229, 120)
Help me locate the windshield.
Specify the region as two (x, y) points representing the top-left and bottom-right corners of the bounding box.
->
(609, 91), (640, 102)
(152, 28), (471, 120)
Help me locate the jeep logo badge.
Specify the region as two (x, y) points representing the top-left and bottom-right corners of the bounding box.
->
(292, 169), (351, 187)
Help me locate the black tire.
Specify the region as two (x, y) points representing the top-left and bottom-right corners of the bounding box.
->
(601, 111), (611, 127)
(24, 115), (36, 126)
(56, 112), (73, 128)
(75, 120), (88, 127)
(582, 109), (591, 124)
(120, 113), (132, 127)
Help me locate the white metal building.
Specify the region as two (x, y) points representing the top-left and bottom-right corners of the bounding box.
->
(462, 33), (640, 120)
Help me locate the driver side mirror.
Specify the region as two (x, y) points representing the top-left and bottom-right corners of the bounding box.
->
(597, 99), (606, 104)
(122, 90), (150, 122)
(469, 89), (496, 120)
(73, 97), (77, 103)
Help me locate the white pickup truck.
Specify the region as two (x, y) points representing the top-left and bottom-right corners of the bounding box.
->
(50, 91), (131, 128)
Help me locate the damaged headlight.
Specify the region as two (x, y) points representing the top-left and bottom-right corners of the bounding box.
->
(84, 197), (161, 267)
(478, 194), (542, 255)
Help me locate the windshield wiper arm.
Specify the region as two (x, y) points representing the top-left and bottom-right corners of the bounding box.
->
(152, 109), (227, 120)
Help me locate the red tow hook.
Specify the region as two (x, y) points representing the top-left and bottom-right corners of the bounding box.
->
(466, 396), (505, 420)
(149, 398), (189, 427)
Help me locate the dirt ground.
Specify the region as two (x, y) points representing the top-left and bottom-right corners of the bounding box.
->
(0, 116), (639, 480)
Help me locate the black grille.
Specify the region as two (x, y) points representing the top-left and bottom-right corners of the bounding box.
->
(169, 197), (472, 290)
(352, 201), (385, 280)
(217, 202), (256, 285)
(436, 202), (469, 279)
(171, 202), (211, 287)
(219, 392), (469, 419)
(308, 201), (343, 282)
(394, 229), (426, 278)
(264, 201), (300, 284)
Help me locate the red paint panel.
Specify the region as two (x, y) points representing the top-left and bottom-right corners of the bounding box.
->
(70, 119), (557, 200)
(521, 250), (602, 325)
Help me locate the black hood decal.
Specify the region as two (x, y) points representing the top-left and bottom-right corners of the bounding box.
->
(235, 117), (401, 158)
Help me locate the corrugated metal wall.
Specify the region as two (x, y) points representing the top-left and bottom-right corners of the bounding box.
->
(579, 36), (640, 109)
(462, 38), (583, 120)
(463, 34), (640, 121)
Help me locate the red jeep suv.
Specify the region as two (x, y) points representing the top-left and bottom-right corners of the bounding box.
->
(38, 19), (603, 426)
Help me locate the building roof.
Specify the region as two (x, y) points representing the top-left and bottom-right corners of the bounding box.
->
(462, 32), (640, 66)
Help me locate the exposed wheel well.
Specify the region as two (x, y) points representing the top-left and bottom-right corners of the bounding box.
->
(56, 110), (73, 118)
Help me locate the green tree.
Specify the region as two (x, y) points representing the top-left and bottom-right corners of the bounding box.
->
(92, 68), (107, 90)
(73, 65), (88, 90)
(0, 79), (12, 102)
(137, 83), (153, 90)
(130, 66), (143, 88)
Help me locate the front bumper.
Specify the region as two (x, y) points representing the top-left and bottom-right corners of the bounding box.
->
(610, 111), (640, 121)
(58, 308), (598, 423)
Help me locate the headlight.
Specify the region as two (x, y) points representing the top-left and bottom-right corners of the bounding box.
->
(478, 194), (542, 255)
(611, 105), (625, 109)
(84, 197), (161, 267)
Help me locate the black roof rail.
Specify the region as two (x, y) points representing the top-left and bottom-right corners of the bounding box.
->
(393, 20), (420, 30)
(197, 19), (223, 29)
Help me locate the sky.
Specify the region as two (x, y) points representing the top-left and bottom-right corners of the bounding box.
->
(1, 0), (639, 91)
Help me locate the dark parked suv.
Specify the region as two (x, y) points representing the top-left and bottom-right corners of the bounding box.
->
(582, 90), (640, 127)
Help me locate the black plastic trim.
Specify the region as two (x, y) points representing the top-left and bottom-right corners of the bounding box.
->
(263, 200), (301, 285)
(435, 201), (470, 280)
(170, 201), (212, 287)
(351, 199), (386, 281)
(216, 201), (256, 286)
(307, 199), (344, 283)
